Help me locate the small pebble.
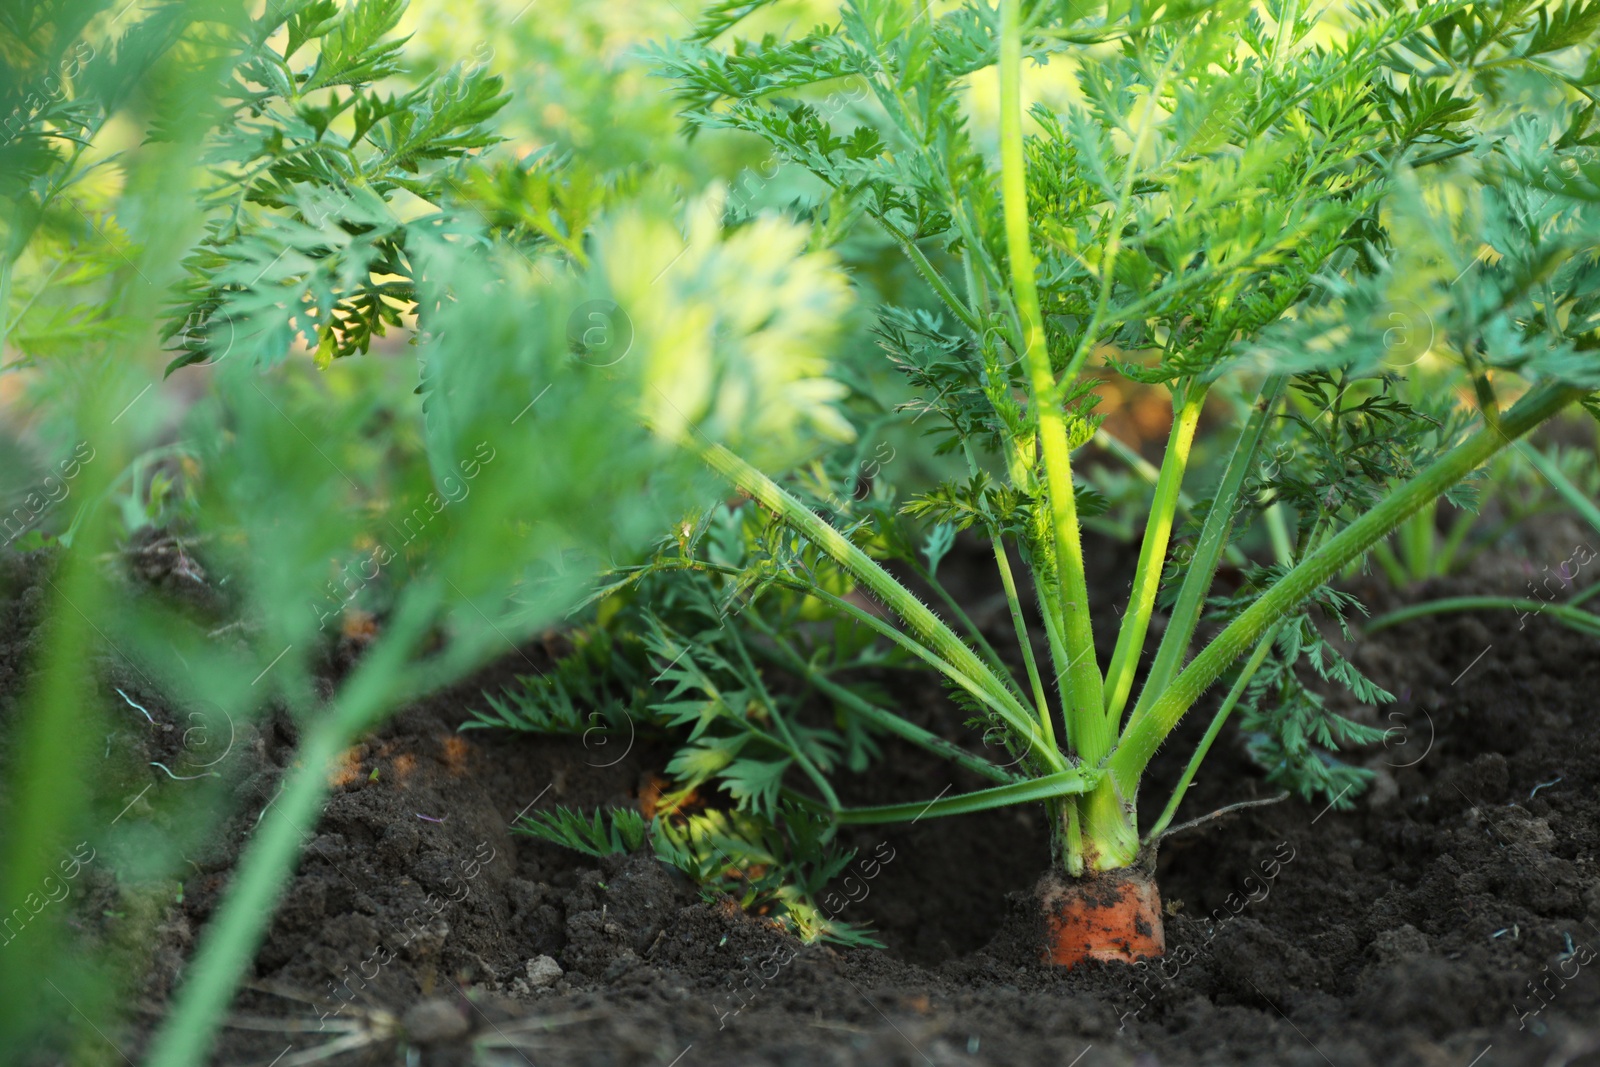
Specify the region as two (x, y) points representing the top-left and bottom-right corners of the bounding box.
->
(402, 998), (469, 1042)
(527, 954), (563, 988)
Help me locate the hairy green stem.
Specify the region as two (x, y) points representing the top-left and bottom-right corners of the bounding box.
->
(1030, 567), (1073, 701)
(1518, 441), (1600, 538)
(1401, 507), (1435, 580)
(1091, 425), (1248, 566)
(724, 631), (841, 810)
(959, 244), (992, 330)
(1094, 426), (1162, 482)
(1103, 382), (1207, 724)
(964, 440), (1055, 745)
(1143, 623), (1279, 842)
(1364, 584), (1600, 638)
(907, 556), (1022, 700)
(1371, 539), (1411, 588)
(1111, 383), (1584, 791)
(646, 555), (1040, 756)
(746, 618), (1023, 784)
(1128, 377), (1284, 724)
(999, 0), (1106, 763)
(993, 530), (1056, 744)
(1436, 504), (1482, 574)
(1263, 500), (1294, 567)
(883, 221), (983, 334)
(832, 766), (1100, 824)
(780, 576), (1049, 753)
(696, 441), (1061, 771)
(1000, 0), (1132, 868)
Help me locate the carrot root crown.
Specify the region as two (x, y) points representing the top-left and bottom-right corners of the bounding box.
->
(1037, 865), (1165, 967)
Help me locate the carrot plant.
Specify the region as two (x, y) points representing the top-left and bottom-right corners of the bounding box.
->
(504, 0), (1600, 964)
(8, 7), (1593, 1067)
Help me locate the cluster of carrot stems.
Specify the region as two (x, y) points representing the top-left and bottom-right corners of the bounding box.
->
(690, 0), (1588, 878)
(143, 7), (1596, 1066)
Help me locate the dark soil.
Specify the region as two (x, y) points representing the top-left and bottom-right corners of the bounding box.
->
(6, 511), (1600, 1067)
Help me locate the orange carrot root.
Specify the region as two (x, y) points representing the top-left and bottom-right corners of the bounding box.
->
(1036, 865), (1165, 967)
